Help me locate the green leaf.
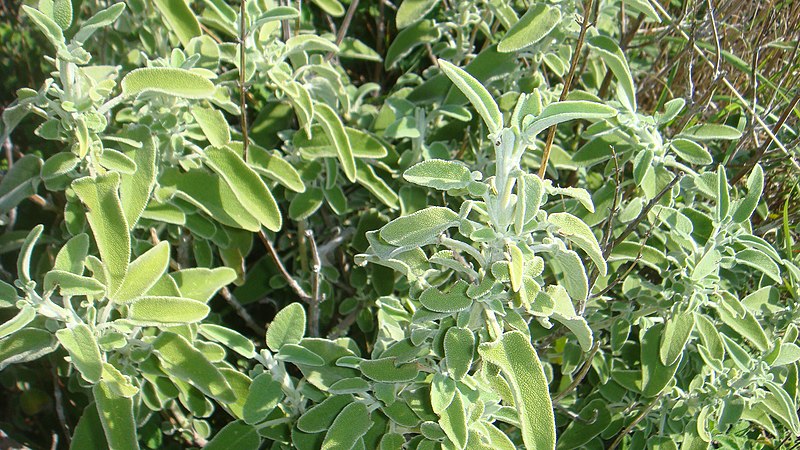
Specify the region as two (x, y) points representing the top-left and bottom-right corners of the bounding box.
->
(192, 106), (231, 148)
(121, 68), (215, 99)
(478, 332), (554, 449)
(295, 125), (388, 160)
(717, 293), (770, 352)
(385, 20), (440, 69)
(314, 103), (356, 183)
(641, 323), (681, 397)
(44, 270), (107, 296)
(419, 280), (473, 313)
(41, 152), (80, 181)
(587, 35), (637, 111)
(246, 147), (305, 193)
(266, 303), (306, 351)
(152, 332), (236, 402)
(298, 395), (354, 433)
(403, 159), (472, 190)
(735, 249), (781, 283)
(39, 0), (72, 30)
(679, 124), (742, 140)
(0, 154), (42, 213)
(93, 381), (139, 450)
(74, 3), (126, 43)
(732, 164), (764, 223)
(152, 0), (201, 46)
(659, 313), (694, 366)
(444, 327), (474, 380)
(199, 324), (256, 358)
(380, 206), (459, 247)
(0, 328), (58, 370)
(242, 373), (284, 425)
(127, 296), (210, 324)
(359, 357), (420, 382)
(205, 421), (260, 450)
(557, 399), (612, 449)
(497, 4), (561, 53)
(553, 250), (588, 302)
(71, 173), (130, 293)
(56, 324), (103, 383)
(289, 187), (324, 221)
(22, 6), (66, 51)
(276, 343), (325, 366)
(111, 241), (169, 302)
(119, 127), (157, 229)
(169, 267), (237, 302)
(356, 161), (399, 209)
(761, 381), (800, 435)
(439, 390), (467, 449)
(438, 59), (503, 133)
(0, 306), (35, 340)
(548, 212), (607, 276)
(322, 401), (372, 450)
(70, 403), (107, 450)
(396, 0), (439, 28)
(54, 233), (89, 275)
(508, 242), (524, 292)
(524, 101), (617, 138)
(17, 224), (44, 285)
(670, 139), (713, 165)
(204, 146), (282, 231)
(309, 0), (344, 17)
(98, 150), (136, 174)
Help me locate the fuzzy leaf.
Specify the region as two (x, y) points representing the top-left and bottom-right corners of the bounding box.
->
(0, 306), (35, 340)
(641, 323), (681, 397)
(430, 373), (456, 415)
(247, 147), (305, 193)
(169, 267), (236, 302)
(111, 242), (169, 302)
(314, 103), (356, 182)
(670, 139), (712, 165)
(396, 0), (439, 28)
(360, 357), (419, 382)
(266, 303), (306, 351)
(56, 324), (103, 383)
(444, 327), (474, 380)
(73, 3), (126, 43)
(119, 127), (157, 229)
(680, 124), (742, 140)
(497, 4), (561, 53)
(53, 233), (89, 275)
(243, 373), (284, 425)
(152, 0), (201, 46)
(94, 381), (139, 450)
(732, 164), (764, 223)
(587, 35), (637, 111)
(192, 106), (231, 147)
(71, 173), (130, 293)
(298, 395), (353, 433)
(478, 331), (555, 449)
(199, 324), (255, 358)
(419, 280), (473, 313)
(380, 206), (459, 247)
(121, 68), (214, 99)
(205, 421), (260, 450)
(322, 401), (372, 450)
(17, 225), (44, 284)
(127, 296), (210, 324)
(403, 159), (472, 190)
(438, 59), (503, 133)
(524, 101), (617, 138)
(439, 390), (467, 449)
(548, 212), (607, 276)
(204, 146), (281, 231)
(735, 249), (781, 283)
(0, 328), (58, 370)
(659, 313), (694, 366)
(152, 332), (236, 402)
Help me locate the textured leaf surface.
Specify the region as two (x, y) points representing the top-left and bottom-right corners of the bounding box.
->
(243, 373), (284, 425)
(152, 0), (201, 46)
(641, 323), (681, 397)
(478, 331), (555, 450)
(0, 328), (58, 370)
(111, 241), (169, 302)
(266, 303), (306, 351)
(659, 313), (694, 366)
(396, 0), (439, 28)
(205, 421), (260, 450)
(121, 68), (214, 99)
(498, 4), (561, 53)
(128, 296), (210, 324)
(380, 206), (459, 247)
(444, 327), (474, 380)
(404, 159), (472, 190)
(438, 59), (502, 133)
(94, 382), (139, 450)
(419, 280), (473, 313)
(152, 332), (236, 402)
(549, 212), (607, 276)
(56, 324), (103, 383)
(192, 106), (231, 147)
(315, 103), (356, 182)
(170, 267), (236, 302)
(322, 401), (372, 450)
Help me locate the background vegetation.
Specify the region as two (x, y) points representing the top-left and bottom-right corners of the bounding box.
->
(0, 0), (799, 448)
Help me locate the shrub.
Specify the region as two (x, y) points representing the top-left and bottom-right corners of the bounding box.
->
(1, 0), (799, 448)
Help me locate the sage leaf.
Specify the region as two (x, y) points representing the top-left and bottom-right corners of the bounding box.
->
(385, 20), (440, 69)
(403, 159), (472, 190)
(170, 267), (236, 302)
(127, 296), (210, 324)
(438, 59), (503, 133)
(587, 35), (637, 111)
(71, 173), (130, 293)
(322, 401), (372, 450)
(670, 139), (713, 165)
(56, 323), (103, 383)
(0, 305), (35, 340)
(380, 206), (459, 247)
(659, 313), (695, 366)
(94, 381), (139, 450)
(266, 303), (306, 351)
(641, 323), (681, 397)
(430, 373), (456, 415)
(524, 101), (617, 138)
(243, 373), (284, 425)
(53, 233), (89, 274)
(18, 225), (44, 284)
(444, 327), (474, 380)
(548, 212), (607, 276)
(732, 164), (764, 223)
(152, 0), (201, 47)
(205, 421), (260, 450)
(314, 103), (356, 182)
(298, 395), (353, 433)
(70, 403), (106, 450)
(152, 332), (236, 402)
(717, 294), (769, 352)
(192, 106), (231, 148)
(439, 390), (467, 449)
(111, 241), (169, 302)
(309, 0), (344, 17)
(679, 124), (742, 140)
(247, 147), (305, 193)
(419, 280), (472, 313)
(0, 328), (58, 370)
(557, 399), (612, 449)
(360, 357), (419, 382)
(497, 4), (561, 53)
(199, 324), (255, 358)
(276, 343), (325, 366)
(396, 0), (439, 29)
(204, 146), (281, 231)
(73, 3), (126, 43)
(735, 249), (781, 283)
(121, 68), (215, 99)
(0, 154), (42, 213)
(119, 127), (157, 229)
(478, 331), (555, 450)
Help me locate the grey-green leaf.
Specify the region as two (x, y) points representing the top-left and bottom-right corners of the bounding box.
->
(497, 4), (561, 53)
(315, 103), (356, 183)
(94, 381), (139, 450)
(56, 324), (103, 383)
(548, 212), (607, 276)
(732, 164), (764, 223)
(380, 206), (459, 247)
(111, 241), (169, 302)
(403, 160), (472, 190)
(659, 313), (694, 366)
(121, 68), (215, 99)
(266, 303), (306, 351)
(438, 59), (503, 133)
(204, 421), (261, 450)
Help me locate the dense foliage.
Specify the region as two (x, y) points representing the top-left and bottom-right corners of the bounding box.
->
(1, 0), (799, 448)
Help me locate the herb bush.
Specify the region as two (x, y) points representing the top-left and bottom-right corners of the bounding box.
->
(1, 0), (799, 448)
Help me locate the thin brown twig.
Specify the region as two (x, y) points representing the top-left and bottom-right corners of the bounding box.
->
(258, 230), (311, 301)
(538, 0), (594, 179)
(219, 286), (263, 334)
(553, 341), (601, 402)
(608, 395), (662, 450)
(326, 0), (360, 61)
